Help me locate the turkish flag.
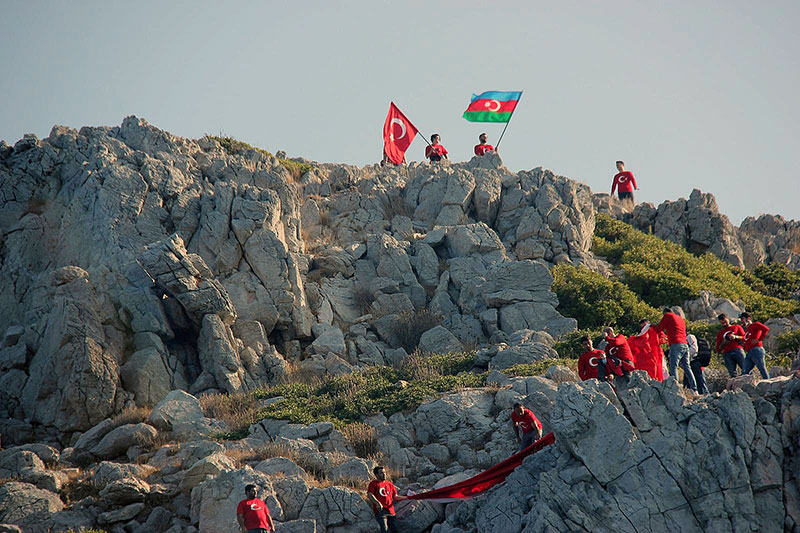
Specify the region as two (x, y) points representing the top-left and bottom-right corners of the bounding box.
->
(629, 327), (665, 382)
(383, 102), (418, 165)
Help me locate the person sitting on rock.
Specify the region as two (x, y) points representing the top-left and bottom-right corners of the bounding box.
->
(511, 402), (543, 452)
(236, 484), (274, 533)
(740, 312), (770, 378)
(425, 133), (449, 162)
(611, 160), (638, 204)
(601, 327), (635, 382)
(578, 335), (606, 381)
(474, 132), (495, 156)
(715, 313), (746, 377)
(367, 465), (407, 533)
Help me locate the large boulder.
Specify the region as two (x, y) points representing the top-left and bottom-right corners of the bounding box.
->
(0, 482), (64, 525)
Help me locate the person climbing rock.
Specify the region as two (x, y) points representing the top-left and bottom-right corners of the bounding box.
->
(716, 313), (746, 377)
(236, 484), (274, 533)
(511, 402), (543, 452)
(611, 160), (638, 204)
(578, 335), (606, 381)
(367, 466), (407, 533)
(740, 312), (770, 378)
(474, 132), (495, 156)
(425, 133), (448, 162)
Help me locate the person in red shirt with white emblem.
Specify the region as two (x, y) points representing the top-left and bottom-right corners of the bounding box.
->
(740, 312), (770, 378)
(657, 307), (697, 392)
(236, 484), (274, 533)
(425, 133), (449, 162)
(715, 313), (746, 377)
(601, 327), (636, 382)
(474, 133), (495, 156)
(367, 465), (407, 533)
(511, 402), (543, 452)
(611, 160), (638, 204)
(578, 335), (605, 381)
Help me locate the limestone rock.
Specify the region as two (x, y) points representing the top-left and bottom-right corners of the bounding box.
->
(0, 482), (64, 525)
(418, 326), (463, 355)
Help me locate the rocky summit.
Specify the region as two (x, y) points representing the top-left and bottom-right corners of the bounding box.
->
(0, 117), (799, 532)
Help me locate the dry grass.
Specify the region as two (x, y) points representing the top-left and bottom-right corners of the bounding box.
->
(199, 392), (264, 434)
(108, 405), (151, 431)
(60, 469), (100, 505)
(390, 308), (444, 354)
(352, 285), (375, 316)
(222, 443), (350, 481)
(342, 422), (379, 459)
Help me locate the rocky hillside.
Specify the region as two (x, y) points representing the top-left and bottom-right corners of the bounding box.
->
(1, 117), (800, 532)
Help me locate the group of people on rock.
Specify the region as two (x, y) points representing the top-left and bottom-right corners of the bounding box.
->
(423, 132), (496, 163)
(577, 308), (771, 394)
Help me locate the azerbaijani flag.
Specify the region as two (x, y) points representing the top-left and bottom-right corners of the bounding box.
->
(463, 91), (522, 122)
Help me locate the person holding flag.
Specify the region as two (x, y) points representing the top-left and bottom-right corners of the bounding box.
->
(510, 402), (543, 452)
(425, 133), (448, 162)
(474, 133), (495, 156)
(382, 102), (419, 166)
(463, 90), (523, 150)
(367, 466), (407, 533)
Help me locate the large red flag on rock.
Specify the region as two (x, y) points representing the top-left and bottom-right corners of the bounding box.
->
(629, 327), (665, 381)
(407, 432), (555, 502)
(383, 102), (418, 165)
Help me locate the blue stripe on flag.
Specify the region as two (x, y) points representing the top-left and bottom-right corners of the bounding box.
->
(470, 91), (523, 103)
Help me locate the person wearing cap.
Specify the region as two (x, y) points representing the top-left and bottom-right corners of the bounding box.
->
(474, 133), (495, 156)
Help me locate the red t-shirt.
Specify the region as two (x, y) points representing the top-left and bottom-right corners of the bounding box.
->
(744, 322), (769, 352)
(367, 480), (398, 515)
(237, 498), (271, 530)
(611, 171), (637, 195)
(474, 144), (494, 156)
(657, 313), (687, 345)
(578, 349), (605, 380)
(716, 324), (745, 353)
(511, 407), (542, 435)
(604, 334), (635, 375)
(425, 144), (448, 160)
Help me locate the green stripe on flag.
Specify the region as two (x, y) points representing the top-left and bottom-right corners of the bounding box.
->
(462, 111), (513, 123)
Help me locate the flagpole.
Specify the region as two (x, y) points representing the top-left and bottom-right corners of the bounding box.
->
(494, 91), (522, 150)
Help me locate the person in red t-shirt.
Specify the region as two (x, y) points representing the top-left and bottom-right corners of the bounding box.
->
(656, 307), (697, 392)
(236, 484), (274, 533)
(511, 402), (543, 452)
(578, 335), (606, 381)
(600, 327), (635, 382)
(425, 133), (449, 163)
(474, 133), (495, 156)
(367, 466), (407, 533)
(715, 313), (746, 377)
(740, 312), (770, 378)
(611, 160), (638, 204)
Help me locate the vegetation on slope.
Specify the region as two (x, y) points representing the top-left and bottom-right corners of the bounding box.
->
(592, 215), (799, 320)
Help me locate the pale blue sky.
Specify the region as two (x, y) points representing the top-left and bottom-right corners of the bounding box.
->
(1, 1), (798, 224)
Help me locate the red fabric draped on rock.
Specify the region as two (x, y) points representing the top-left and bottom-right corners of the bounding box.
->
(629, 328), (665, 381)
(408, 433), (556, 502)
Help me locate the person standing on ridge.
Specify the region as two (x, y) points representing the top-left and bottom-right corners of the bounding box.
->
(474, 132), (495, 156)
(657, 307), (697, 392)
(611, 160), (638, 204)
(578, 335), (606, 381)
(684, 333), (709, 394)
(740, 312), (770, 378)
(511, 402), (543, 451)
(425, 133), (448, 162)
(236, 484), (274, 533)
(367, 466), (407, 533)
(715, 313), (746, 377)
(601, 327), (635, 382)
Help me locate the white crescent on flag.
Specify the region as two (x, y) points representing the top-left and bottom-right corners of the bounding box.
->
(485, 100), (501, 112)
(390, 118), (406, 141)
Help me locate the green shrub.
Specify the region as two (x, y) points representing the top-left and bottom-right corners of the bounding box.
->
(552, 264), (659, 332)
(593, 215), (799, 320)
(278, 158), (312, 181)
(553, 328), (606, 359)
(752, 263), (800, 300)
(504, 358), (579, 377)
(205, 135), (311, 181)
(775, 329), (800, 356)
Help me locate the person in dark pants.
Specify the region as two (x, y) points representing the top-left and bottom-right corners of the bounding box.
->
(741, 312), (770, 378)
(611, 160), (638, 204)
(657, 308), (697, 392)
(511, 402), (543, 452)
(236, 484), (274, 533)
(684, 333), (709, 394)
(715, 313), (746, 377)
(367, 466), (407, 533)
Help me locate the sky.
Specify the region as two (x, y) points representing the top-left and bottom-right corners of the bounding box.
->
(1, 1), (798, 225)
